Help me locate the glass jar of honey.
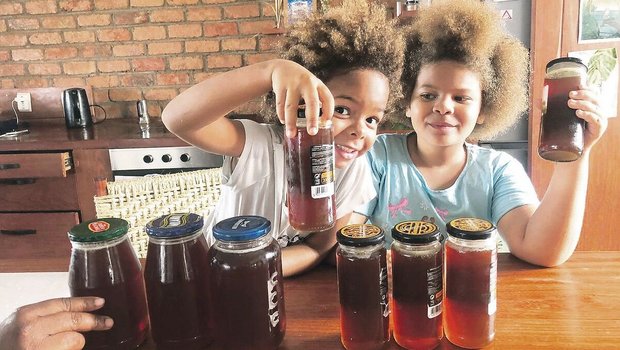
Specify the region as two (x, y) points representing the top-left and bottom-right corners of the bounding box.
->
(538, 57), (588, 162)
(444, 217), (497, 349)
(391, 220), (443, 350)
(68, 218), (149, 350)
(144, 213), (212, 350)
(336, 224), (389, 349)
(208, 216), (286, 350)
(285, 105), (336, 232)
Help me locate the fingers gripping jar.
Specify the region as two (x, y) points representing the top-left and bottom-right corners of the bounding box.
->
(68, 218), (149, 350)
(144, 213), (212, 350)
(538, 57), (588, 162)
(444, 218), (497, 349)
(391, 220), (443, 350)
(336, 224), (390, 350)
(285, 105), (336, 232)
(208, 216), (286, 350)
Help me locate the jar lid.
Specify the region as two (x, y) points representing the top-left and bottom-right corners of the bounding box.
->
(68, 218), (129, 243)
(145, 213), (204, 238)
(391, 220), (441, 244)
(212, 216), (272, 242)
(296, 104), (323, 119)
(546, 57), (587, 70)
(337, 224), (384, 247)
(447, 217), (496, 240)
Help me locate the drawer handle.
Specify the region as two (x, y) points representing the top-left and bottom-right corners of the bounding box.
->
(0, 163), (20, 170)
(1, 229), (37, 235)
(0, 178), (36, 185)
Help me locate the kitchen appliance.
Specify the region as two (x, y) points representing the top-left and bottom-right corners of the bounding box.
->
(62, 88), (93, 128)
(109, 146), (223, 180)
(478, 0), (532, 172)
(0, 118), (17, 135)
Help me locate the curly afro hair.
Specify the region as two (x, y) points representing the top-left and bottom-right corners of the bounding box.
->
(262, 0), (405, 122)
(401, 0), (530, 140)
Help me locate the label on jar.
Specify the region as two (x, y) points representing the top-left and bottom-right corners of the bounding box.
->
(450, 217), (493, 232)
(427, 264), (443, 318)
(310, 144), (335, 199)
(267, 270), (281, 328)
(488, 250), (497, 315)
(380, 266), (390, 317)
(340, 224), (382, 239)
(88, 221), (110, 233)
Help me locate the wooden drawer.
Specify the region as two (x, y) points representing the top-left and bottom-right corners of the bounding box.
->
(0, 174), (78, 211)
(0, 212), (78, 260)
(0, 152), (72, 179)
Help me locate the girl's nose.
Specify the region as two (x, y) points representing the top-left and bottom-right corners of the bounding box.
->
(348, 118), (365, 138)
(433, 96), (454, 115)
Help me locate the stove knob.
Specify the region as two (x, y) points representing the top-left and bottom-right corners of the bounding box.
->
(162, 154), (173, 163)
(143, 155), (154, 163)
(180, 153), (191, 162)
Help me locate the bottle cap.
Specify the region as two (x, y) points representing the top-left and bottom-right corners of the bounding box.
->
(145, 213), (204, 238)
(391, 220), (441, 244)
(68, 218), (129, 243)
(212, 216), (272, 242)
(337, 224), (385, 247)
(447, 217), (496, 240)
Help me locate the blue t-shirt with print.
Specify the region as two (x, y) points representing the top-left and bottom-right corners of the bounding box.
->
(356, 133), (540, 245)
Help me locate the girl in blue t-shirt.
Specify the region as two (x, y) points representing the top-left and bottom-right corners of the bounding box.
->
(354, 0), (608, 267)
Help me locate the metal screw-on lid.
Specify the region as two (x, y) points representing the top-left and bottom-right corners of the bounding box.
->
(392, 220), (441, 244)
(68, 218), (129, 243)
(546, 57), (587, 70)
(337, 224), (385, 247)
(145, 213), (204, 238)
(447, 217), (496, 240)
(212, 216), (272, 242)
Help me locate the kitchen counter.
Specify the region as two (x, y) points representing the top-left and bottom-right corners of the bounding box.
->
(1, 252), (619, 349)
(0, 118), (187, 151)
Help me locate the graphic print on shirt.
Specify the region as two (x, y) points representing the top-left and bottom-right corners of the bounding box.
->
(435, 207), (449, 221)
(388, 197), (412, 218)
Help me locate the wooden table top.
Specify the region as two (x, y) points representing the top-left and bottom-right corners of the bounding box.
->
(1, 251), (619, 349)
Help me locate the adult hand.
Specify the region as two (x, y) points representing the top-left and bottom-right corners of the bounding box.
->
(0, 297), (113, 350)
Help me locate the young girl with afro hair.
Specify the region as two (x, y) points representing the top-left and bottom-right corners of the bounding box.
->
(162, 0), (404, 277)
(354, 0), (607, 267)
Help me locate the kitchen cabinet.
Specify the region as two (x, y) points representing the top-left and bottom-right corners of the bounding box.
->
(530, 0), (620, 250)
(0, 152), (78, 259)
(0, 118), (187, 263)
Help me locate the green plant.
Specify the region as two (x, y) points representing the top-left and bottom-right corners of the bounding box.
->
(587, 48), (618, 86)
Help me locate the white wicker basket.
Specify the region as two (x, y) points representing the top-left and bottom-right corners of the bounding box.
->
(94, 169), (221, 258)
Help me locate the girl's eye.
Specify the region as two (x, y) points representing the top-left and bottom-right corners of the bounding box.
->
(334, 106), (350, 116)
(366, 116), (381, 126)
(454, 96), (472, 103)
(419, 92), (436, 101)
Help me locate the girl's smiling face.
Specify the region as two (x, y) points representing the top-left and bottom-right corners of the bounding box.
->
(326, 69), (390, 169)
(407, 60), (484, 148)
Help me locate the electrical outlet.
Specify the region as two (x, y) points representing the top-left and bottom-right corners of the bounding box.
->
(15, 93), (32, 113)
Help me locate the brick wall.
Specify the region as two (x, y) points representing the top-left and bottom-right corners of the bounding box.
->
(0, 0), (285, 119)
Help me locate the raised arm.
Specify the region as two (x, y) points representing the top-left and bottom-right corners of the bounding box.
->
(500, 86), (608, 266)
(161, 59), (334, 157)
(281, 214), (353, 277)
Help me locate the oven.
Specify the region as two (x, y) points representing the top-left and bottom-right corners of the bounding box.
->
(109, 146), (223, 180)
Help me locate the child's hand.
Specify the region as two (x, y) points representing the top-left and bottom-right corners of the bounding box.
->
(270, 59), (335, 138)
(568, 85), (609, 151)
